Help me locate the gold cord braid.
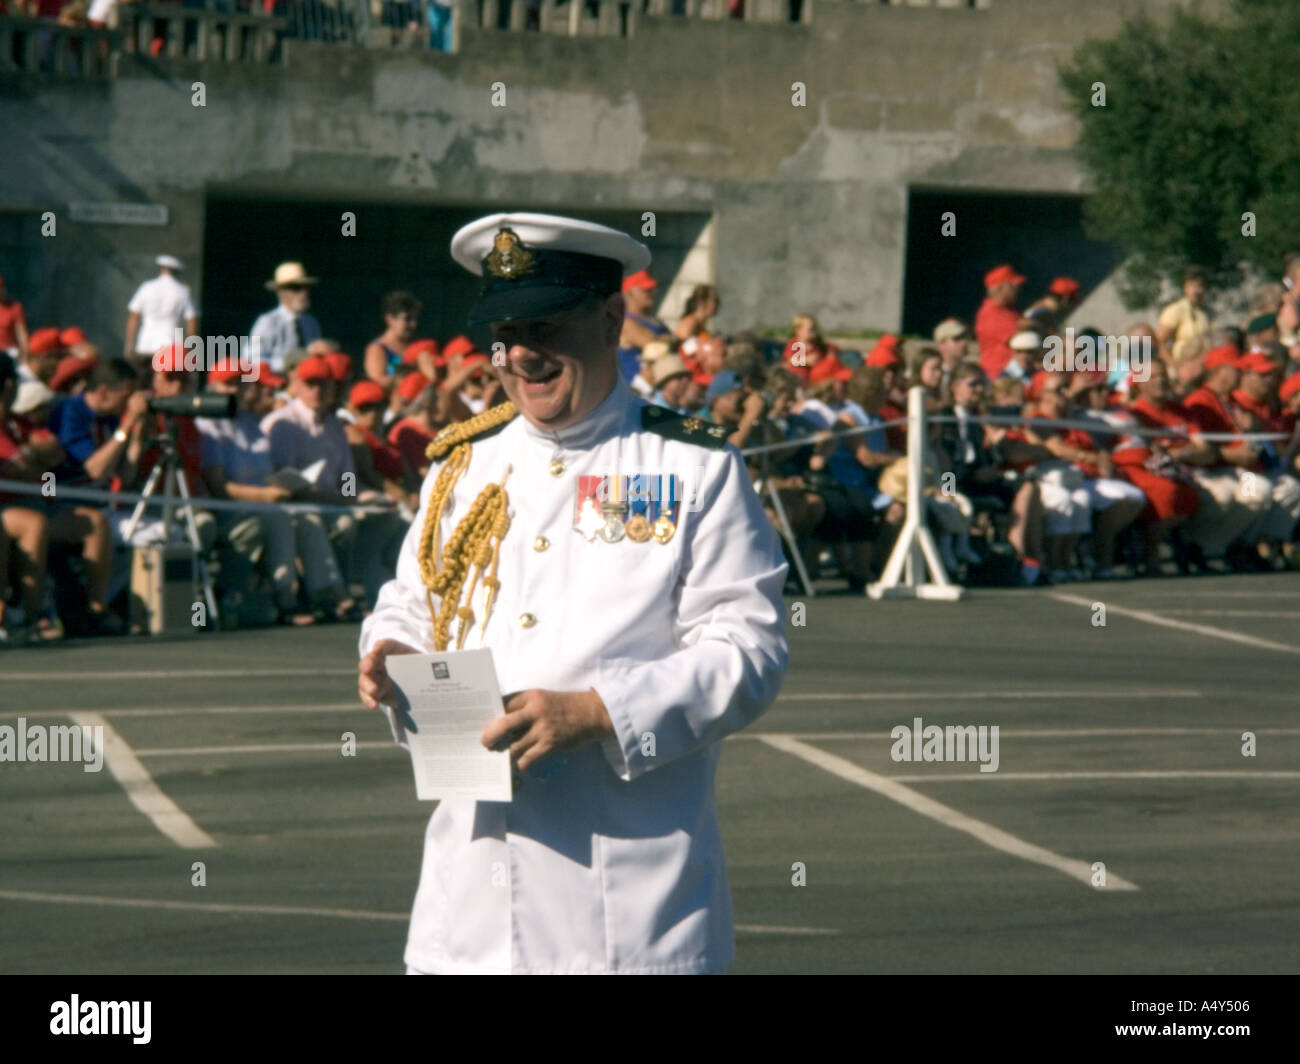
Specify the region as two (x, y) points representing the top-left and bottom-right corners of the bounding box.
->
(417, 402), (519, 652)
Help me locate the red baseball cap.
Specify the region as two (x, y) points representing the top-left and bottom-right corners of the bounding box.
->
(396, 371), (433, 401)
(49, 354), (97, 393)
(152, 343), (188, 375)
(1237, 351), (1275, 375)
(442, 335), (476, 361)
(1203, 345), (1241, 370)
(59, 326), (88, 347)
(28, 327), (62, 356)
(621, 270), (657, 293)
(984, 265), (1026, 289)
(1025, 370), (1058, 402)
(256, 364), (285, 389)
(322, 352), (352, 382)
(692, 368), (713, 388)
(403, 339), (440, 365)
(1280, 372), (1300, 402)
(349, 380), (387, 407)
(208, 365), (243, 384)
(1049, 277), (1080, 298)
(808, 354), (847, 383)
(865, 348), (901, 369)
(296, 356), (333, 382)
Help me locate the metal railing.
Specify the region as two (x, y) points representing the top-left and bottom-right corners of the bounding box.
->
(121, 5), (287, 61)
(0, 17), (120, 77)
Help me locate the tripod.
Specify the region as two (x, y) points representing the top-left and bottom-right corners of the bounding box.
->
(120, 423), (220, 628)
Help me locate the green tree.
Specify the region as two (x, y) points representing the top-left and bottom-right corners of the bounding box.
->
(1059, 0), (1300, 308)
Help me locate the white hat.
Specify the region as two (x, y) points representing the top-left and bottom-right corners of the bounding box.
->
(156, 254), (183, 270)
(1009, 330), (1043, 351)
(265, 261), (318, 291)
(451, 212), (651, 326)
(12, 380), (56, 415)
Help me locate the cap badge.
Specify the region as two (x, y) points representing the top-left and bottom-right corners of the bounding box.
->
(486, 227), (537, 281)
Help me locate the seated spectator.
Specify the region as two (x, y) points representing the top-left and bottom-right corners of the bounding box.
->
(1001, 330), (1043, 381)
(19, 327), (62, 386)
(674, 285), (719, 359)
(932, 318), (971, 396)
(908, 345), (946, 412)
(646, 348), (693, 415)
(0, 274), (29, 362)
(781, 314), (841, 384)
(49, 351), (98, 395)
(629, 338), (670, 400)
(1232, 350), (1300, 562)
(260, 354), (365, 620)
(0, 357), (57, 643)
(344, 381), (415, 503)
(363, 291), (421, 393)
(703, 369), (765, 451)
(934, 364), (1046, 582)
(1118, 370), (1210, 575)
(1180, 346), (1275, 562)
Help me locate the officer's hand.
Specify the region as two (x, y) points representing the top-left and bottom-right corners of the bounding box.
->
(482, 689), (615, 773)
(358, 638), (420, 710)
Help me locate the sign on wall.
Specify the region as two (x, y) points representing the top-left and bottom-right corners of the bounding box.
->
(68, 203), (169, 226)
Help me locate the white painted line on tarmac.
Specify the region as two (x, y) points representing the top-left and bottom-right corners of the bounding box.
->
(887, 770), (1300, 782)
(69, 712), (217, 849)
(134, 741), (395, 757)
(779, 689), (1205, 702)
(759, 735), (1139, 892)
(1156, 610), (1300, 618)
(1048, 592), (1300, 655)
(0, 889), (837, 936)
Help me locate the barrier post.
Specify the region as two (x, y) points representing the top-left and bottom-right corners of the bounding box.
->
(867, 385), (964, 601)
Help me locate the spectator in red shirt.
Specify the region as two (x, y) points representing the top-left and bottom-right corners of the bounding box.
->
(0, 275), (28, 362)
(781, 314), (841, 384)
(344, 380), (416, 505)
(1180, 346), (1273, 559)
(975, 264), (1031, 380)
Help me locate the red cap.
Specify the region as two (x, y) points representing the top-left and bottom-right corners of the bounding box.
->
(1237, 351), (1275, 375)
(402, 339), (440, 365)
(865, 348), (901, 369)
(692, 369), (713, 388)
(296, 356), (333, 382)
(621, 270), (657, 293)
(1203, 345), (1240, 370)
(808, 354), (847, 383)
(442, 335), (476, 361)
(1026, 370), (1057, 402)
(349, 380), (387, 407)
(1049, 277), (1080, 298)
(323, 352), (352, 382)
(49, 354), (97, 393)
(152, 343), (188, 375)
(28, 327), (62, 355)
(832, 367), (853, 382)
(208, 366), (243, 384)
(256, 364), (285, 389)
(985, 265), (1026, 289)
(396, 372), (432, 401)
(1280, 372), (1300, 402)
(462, 352), (491, 373)
(59, 326), (88, 347)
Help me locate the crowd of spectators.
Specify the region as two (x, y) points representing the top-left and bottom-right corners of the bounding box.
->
(3, 253), (1300, 645)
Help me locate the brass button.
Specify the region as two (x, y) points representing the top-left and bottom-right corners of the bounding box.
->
(519, 613), (536, 628)
(549, 458), (565, 477)
(532, 535), (550, 552)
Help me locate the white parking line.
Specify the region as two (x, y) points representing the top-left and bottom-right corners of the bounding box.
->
(760, 735), (1138, 892)
(887, 771), (1300, 782)
(0, 889), (835, 936)
(1048, 592), (1300, 655)
(70, 712), (217, 849)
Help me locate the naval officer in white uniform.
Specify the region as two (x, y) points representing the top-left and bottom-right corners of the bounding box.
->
(357, 213), (789, 974)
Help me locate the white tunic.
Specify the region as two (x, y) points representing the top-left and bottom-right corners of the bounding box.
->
(359, 381), (789, 973)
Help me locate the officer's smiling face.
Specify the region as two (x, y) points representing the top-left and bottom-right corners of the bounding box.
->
(490, 292), (623, 430)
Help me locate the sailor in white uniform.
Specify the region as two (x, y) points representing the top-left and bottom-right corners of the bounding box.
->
(358, 212), (789, 974)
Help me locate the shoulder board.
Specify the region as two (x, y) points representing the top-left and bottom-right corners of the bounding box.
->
(640, 403), (731, 449)
(426, 401), (519, 463)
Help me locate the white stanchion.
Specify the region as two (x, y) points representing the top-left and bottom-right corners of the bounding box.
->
(867, 386), (964, 602)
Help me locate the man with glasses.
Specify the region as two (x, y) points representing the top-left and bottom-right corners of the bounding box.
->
(250, 262), (324, 375)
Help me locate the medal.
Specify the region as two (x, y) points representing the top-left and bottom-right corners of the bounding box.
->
(599, 474), (627, 542)
(652, 474), (678, 544)
(625, 475), (652, 542)
(573, 475), (605, 541)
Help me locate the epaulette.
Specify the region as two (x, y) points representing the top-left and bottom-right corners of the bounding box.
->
(640, 403), (731, 449)
(425, 401), (519, 462)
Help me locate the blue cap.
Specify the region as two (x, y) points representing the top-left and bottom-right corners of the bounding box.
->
(705, 370), (743, 406)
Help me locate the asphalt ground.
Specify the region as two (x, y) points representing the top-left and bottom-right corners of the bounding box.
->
(1, 571), (1297, 974)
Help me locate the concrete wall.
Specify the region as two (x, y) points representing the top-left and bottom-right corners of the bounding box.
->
(0, 0), (1225, 354)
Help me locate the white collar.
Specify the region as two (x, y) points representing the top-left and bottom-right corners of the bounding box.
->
(518, 371), (634, 451)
